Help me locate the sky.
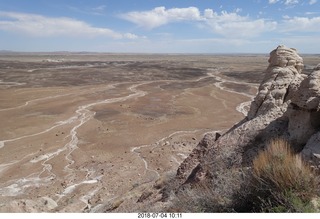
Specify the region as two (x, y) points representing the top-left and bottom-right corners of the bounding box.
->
(0, 0), (319, 53)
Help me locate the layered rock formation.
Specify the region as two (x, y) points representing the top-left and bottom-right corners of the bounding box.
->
(174, 45), (320, 206)
(248, 46), (304, 119)
(299, 64), (320, 160)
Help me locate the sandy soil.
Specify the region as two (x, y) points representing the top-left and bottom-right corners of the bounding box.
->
(0, 53), (318, 212)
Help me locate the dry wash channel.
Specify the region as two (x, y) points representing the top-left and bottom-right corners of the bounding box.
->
(0, 53), (263, 212)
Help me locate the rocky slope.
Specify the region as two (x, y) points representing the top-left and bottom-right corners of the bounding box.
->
(86, 46), (319, 212)
(172, 45), (320, 208)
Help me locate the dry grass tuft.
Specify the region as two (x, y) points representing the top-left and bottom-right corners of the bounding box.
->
(253, 138), (314, 195)
(166, 182), (232, 213)
(248, 138), (319, 212)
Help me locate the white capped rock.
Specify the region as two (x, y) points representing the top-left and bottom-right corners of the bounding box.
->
(247, 45), (305, 119)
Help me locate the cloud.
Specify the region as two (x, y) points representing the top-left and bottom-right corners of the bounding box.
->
(282, 16), (320, 32)
(91, 5), (107, 15)
(284, 0), (299, 5)
(121, 7), (277, 38)
(234, 8), (242, 13)
(268, 0), (279, 4)
(0, 11), (137, 39)
(268, 0), (300, 6)
(203, 9), (277, 38)
(92, 5), (106, 12)
(309, 0), (317, 5)
(305, 11), (319, 15)
(67, 5), (107, 16)
(123, 33), (140, 39)
(120, 6), (202, 29)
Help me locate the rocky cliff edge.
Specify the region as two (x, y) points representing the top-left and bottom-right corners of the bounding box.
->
(174, 45), (320, 205)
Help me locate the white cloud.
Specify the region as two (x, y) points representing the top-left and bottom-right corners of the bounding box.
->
(234, 8), (242, 13)
(67, 5), (107, 16)
(305, 11), (319, 15)
(309, 0), (317, 5)
(92, 5), (106, 12)
(120, 6), (202, 29)
(91, 5), (107, 15)
(121, 7), (277, 39)
(268, 0), (279, 4)
(0, 11), (137, 39)
(202, 10), (277, 38)
(282, 16), (320, 32)
(284, 0), (299, 5)
(204, 9), (215, 19)
(123, 33), (139, 39)
(269, 0), (301, 6)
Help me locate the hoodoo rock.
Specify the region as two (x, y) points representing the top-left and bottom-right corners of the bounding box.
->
(174, 45), (320, 206)
(286, 64), (320, 149)
(298, 64), (320, 161)
(292, 63), (320, 110)
(248, 45), (305, 119)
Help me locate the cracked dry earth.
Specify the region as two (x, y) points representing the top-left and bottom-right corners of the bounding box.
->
(1, 53), (316, 212)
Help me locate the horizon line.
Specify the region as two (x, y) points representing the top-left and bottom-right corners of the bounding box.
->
(1, 50), (319, 56)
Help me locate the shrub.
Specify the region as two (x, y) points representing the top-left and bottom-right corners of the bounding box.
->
(167, 182), (232, 213)
(248, 138), (319, 212)
(163, 139), (319, 213)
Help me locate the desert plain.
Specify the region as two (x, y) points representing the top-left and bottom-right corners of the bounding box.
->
(0, 53), (318, 212)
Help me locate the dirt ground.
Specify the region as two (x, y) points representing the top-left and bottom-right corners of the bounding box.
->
(0, 53), (318, 212)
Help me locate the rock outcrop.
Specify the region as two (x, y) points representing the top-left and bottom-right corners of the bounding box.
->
(173, 45), (320, 206)
(299, 64), (320, 160)
(248, 45), (305, 119)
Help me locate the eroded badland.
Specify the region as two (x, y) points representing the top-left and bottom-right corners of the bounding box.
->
(0, 53), (318, 212)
